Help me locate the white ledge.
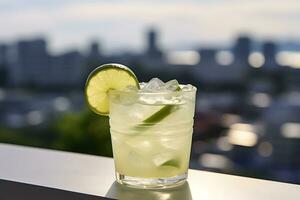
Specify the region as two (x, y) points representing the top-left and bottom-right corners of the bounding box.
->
(0, 143), (300, 199)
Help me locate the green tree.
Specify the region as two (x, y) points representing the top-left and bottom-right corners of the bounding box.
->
(54, 109), (113, 157)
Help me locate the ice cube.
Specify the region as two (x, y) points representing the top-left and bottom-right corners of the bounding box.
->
(128, 151), (153, 170)
(159, 136), (183, 150)
(152, 152), (178, 167)
(139, 82), (146, 88)
(161, 79), (180, 92)
(126, 137), (159, 155)
(123, 85), (138, 92)
(128, 151), (145, 164)
(181, 84), (193, 92)
(142, 78), (164, 92)
(139, 78), (184, 104)
(118, 85), (138, 105)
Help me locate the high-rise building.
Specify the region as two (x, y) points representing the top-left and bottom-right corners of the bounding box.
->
(233, 36), (251, 67)
(85, 41), (103, 78)
(198, 48), (217, 66)
(8, 38), (84, 88)
(88, 41), (101, 60)
(51, 50), (84, 88)
(0, 44), (8, 66)
(0, 44), (8, 86)
(195, 48), (247, 84)
(9, 38), (50, 86)
(145, 28), (162, 58)
(262, 41), (277, 68)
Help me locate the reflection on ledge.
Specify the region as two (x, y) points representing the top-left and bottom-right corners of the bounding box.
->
(106, 181), (192, 200)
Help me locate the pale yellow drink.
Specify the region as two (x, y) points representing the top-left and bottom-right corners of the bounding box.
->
(109, 84), (196, 188)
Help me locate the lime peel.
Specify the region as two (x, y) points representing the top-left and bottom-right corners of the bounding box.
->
(85, 63), (139, 116)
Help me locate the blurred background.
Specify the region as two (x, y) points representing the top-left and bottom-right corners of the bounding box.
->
(1, 0), (300, 184)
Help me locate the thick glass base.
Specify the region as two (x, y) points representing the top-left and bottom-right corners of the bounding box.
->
(116, 172), (187, 189)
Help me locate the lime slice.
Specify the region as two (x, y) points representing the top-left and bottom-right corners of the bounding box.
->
(85, 63), (139, 115)
(143, 105), (179, 124)
(142, 85), (181, 124)
(161, 159), (180, 168)
(134, 86), (181, 131)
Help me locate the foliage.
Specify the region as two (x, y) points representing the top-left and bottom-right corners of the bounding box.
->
(0, 109), (113, 157)
(53, 109), (113, 157)
(0, 127), (46, 147)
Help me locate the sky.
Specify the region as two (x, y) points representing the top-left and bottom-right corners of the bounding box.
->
(1, 0), (300, 54)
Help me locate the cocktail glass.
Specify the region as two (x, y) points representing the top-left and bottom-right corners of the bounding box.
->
(109, 84), (196, 189)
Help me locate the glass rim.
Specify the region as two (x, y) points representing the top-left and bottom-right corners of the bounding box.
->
(109, 84), (197, 96)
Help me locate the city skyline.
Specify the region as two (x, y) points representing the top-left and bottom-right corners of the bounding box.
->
(1, 29), (299, 90)
(2, 30), (300, 71)
(1, 0), (300, 53)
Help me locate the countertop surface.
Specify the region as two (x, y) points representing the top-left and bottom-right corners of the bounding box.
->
(0, 143), (300, 200)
